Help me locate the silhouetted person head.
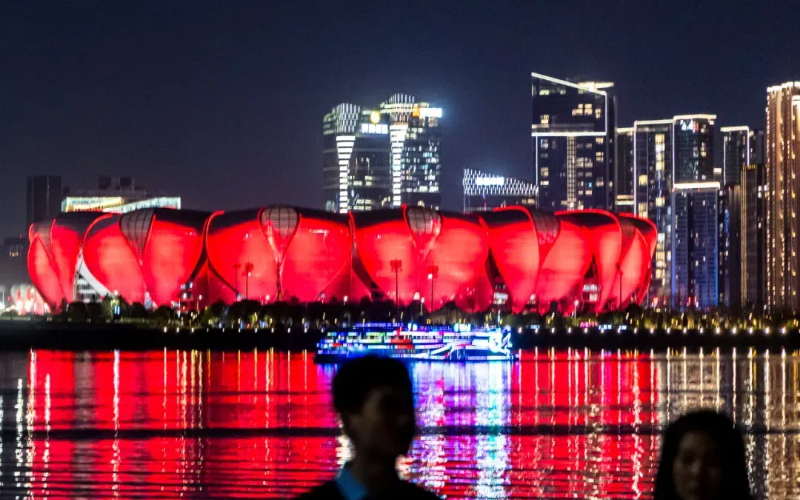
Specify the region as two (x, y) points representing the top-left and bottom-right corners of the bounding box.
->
(655, 410), (752, 500)
(333, 355), (416, 462)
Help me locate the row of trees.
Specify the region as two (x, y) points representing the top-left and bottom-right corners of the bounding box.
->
(14, 294), (795, 332)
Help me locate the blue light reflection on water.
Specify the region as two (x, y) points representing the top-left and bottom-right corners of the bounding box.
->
(0, 348), (794, 498)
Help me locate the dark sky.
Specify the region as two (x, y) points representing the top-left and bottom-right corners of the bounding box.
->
(1, 0), (798, 237)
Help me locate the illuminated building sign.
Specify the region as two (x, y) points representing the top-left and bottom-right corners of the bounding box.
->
(475, 176), (505, 186)
(680, 119), (697, 132)
(360, 123), (389, 134)
(419, 107), (443, 118)
(62, 196), (181, 213)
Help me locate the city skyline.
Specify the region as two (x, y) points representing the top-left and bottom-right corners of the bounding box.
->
(1, 1), (797, 238)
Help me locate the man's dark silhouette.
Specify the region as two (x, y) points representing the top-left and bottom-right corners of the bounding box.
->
(294, 355), (440, 500)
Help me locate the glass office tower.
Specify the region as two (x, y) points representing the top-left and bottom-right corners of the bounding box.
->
(671, 182), (720, 310)
(632, 114), (716, 308)
(323, 104), (392, 213)
(380, 94), (442, 209)
(615, 127), (634, 210)
(718, 184), (742, 309)
(721, 126), (750, 186)
(741, 162), (766, 309)
(531, 72), (615, 211)
(766, 82), (800, 311)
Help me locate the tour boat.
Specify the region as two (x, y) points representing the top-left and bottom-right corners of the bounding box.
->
(315, 323), (514, 363)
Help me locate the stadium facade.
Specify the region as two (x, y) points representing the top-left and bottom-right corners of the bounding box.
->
(28, 206), (656, 314)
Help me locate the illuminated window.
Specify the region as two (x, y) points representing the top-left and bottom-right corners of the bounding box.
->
(638, 174), (648, 186)
(540, 115), (550, 124)
(541, 168), (549, 177)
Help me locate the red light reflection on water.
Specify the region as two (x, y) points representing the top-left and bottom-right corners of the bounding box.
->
(18, 349), (661, 499)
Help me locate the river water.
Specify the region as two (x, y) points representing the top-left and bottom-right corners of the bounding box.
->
(0, 348), (796, 499)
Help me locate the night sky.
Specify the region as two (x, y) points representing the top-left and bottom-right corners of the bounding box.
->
(1, 0), (798, 237)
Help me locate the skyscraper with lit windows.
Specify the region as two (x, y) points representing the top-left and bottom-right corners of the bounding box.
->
(721, 126), (750, 186)
(673, 115), (715, 183)
(380, 94), (441, 209)
(672, 182), (719, 309)
(323, 96), (441, 214)
(323, 104), (392, 213)
(766, 81), (800, 311)
(718, 184), (741, 309)
(615, 127), (634, 210)
(632, 119), (672, 304)
(741, 163), (766, 309)
(631, 114), (716, 307)
(531, 72), (616, 211)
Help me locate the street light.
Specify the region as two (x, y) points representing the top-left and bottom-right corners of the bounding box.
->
(243, 262), (254, 300)
(427, 265), (438, 312)
(390, 259), (402, 318)
(233, 263), (241, 301)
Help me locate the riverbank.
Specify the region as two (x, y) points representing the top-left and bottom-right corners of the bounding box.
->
(0, 320), (322, 351)
(1, 320), (799, 352)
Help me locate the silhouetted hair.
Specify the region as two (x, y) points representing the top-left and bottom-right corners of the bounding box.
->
(654, 410), (752, 500)
(332, 356), (412, 415)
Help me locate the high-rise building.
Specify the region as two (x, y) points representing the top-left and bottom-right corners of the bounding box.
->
(26, 176), (62, 228)
(0, 236), (29, 292)
(718, 184), (741, 309)
(721, 126), (750, 186)
(766, 82), (800, 311)
(380, 94), (442, 209)
(323, 104), (392, 213)
(616, 127), (634, 210)
(632, 115), (716, 307)
(751, 129), (766, 165)
(673, 115), (715, 183)
(633, 120), (672, 304)
(531, 72), (615, 211)
(671, 182), (719, 310)
(741, 163), (766, 309)
(323, 96), (441, 214)
(462, 169), (537, 213)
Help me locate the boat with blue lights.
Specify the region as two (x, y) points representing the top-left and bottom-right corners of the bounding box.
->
(314, 323), (515, 363)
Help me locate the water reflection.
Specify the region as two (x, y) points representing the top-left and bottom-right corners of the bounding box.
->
(0, 349), (794, 498)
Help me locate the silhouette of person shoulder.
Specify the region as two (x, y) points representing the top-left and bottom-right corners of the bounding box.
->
(294, 355), (440, 500)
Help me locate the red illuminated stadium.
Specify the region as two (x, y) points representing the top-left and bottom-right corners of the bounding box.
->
(27, 206), (656, 314)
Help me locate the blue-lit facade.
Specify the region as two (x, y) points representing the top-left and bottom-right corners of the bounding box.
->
(630, 115), (717, 308)
(633, 120), (673, 305)
(671, 183), (719, 309)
